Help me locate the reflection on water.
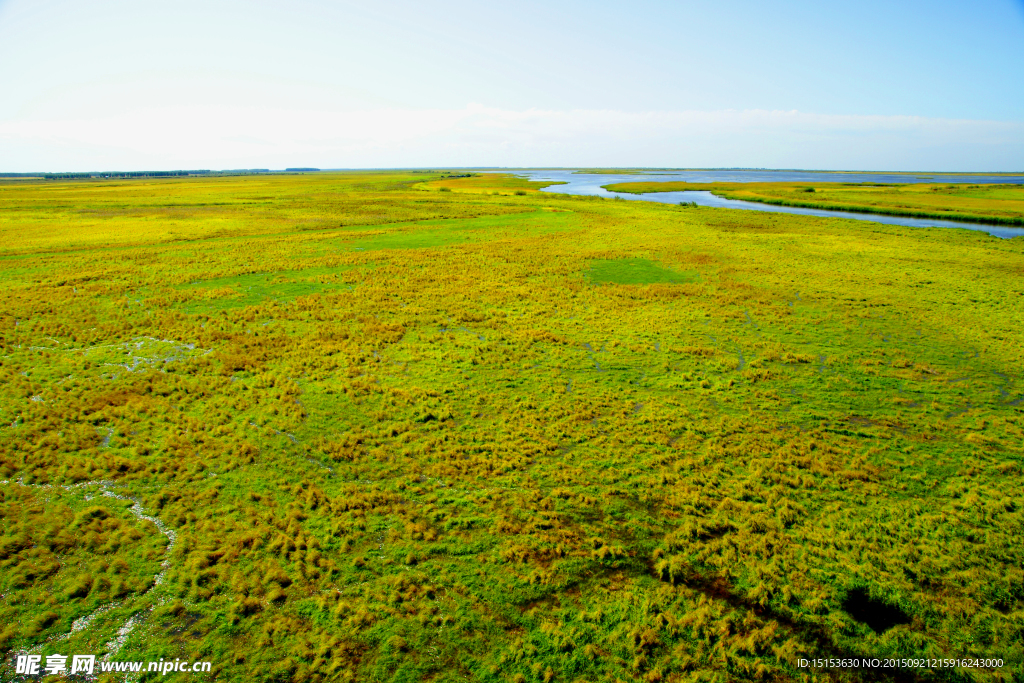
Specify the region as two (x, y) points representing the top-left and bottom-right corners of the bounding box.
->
(516, 170), (1024, 239)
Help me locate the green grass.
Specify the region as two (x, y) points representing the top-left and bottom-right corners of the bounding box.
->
(177, 267), (363, 313)
(344, 212), (576, 252)
(586, 258), (695, 284)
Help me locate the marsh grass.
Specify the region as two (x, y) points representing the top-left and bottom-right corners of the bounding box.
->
(0, 171), (1021, 682)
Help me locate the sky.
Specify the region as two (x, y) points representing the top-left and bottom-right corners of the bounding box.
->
(1, 0), (1022, 172)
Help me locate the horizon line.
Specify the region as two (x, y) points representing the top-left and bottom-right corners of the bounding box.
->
(3, 167), (1024, 177)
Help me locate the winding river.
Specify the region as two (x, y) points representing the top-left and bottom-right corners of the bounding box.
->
(515, 170), (1024, 239)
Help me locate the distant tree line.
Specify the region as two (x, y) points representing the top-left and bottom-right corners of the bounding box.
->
(1, 170), (280, 180)
(33, 170), (213, 180)
(285, 168), (320, 172)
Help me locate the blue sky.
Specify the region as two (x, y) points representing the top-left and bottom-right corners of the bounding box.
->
(1, 0), (1022, 171)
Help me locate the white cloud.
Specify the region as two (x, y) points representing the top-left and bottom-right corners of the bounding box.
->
(1, 104), (1021, 172)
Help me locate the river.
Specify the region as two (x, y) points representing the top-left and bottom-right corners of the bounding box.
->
(514, 170), (1024, 239)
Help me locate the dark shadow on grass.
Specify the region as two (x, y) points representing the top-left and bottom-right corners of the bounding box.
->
(663, 566), (930, 682)
(842, 587), (911, 633)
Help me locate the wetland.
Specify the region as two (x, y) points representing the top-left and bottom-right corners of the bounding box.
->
(1, 170), (1021, 682)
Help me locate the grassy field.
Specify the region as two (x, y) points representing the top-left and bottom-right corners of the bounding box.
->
(1, 171), (1022, 682)
(602, 181), (1024, 226)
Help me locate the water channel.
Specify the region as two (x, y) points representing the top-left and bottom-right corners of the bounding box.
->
(515, 170), (1024, 238)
